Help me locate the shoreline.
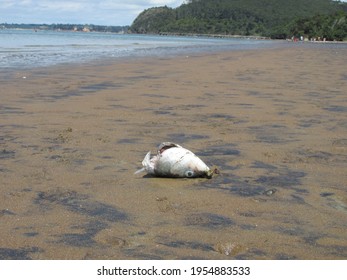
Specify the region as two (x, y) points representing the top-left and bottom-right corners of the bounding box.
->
(2, 31), (347, 72)
(2, 38), (347, 74)
(156, 31), (270, 40)
(1, 46), (347, 260)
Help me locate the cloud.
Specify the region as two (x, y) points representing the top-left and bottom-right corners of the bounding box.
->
(0, 0), (184, 25)
(4, 0), (345, 26)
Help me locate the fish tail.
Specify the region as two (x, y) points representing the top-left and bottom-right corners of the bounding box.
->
(134, 167), (145, 175)
(134, 151), (155, 175)
(142, 151), (151, 165)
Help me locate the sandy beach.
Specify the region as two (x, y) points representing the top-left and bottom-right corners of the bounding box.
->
(1, 44), (346, 259)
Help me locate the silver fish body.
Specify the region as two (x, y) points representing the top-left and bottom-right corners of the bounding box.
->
(135, 142), (212, 178)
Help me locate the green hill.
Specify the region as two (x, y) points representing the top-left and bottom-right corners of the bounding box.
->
(130, 0), (347, 40)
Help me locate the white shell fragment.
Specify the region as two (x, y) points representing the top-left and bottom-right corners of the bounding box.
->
(135, 142), (213, 178)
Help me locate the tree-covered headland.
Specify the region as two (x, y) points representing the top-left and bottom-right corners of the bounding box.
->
(130, 0), (347, 41)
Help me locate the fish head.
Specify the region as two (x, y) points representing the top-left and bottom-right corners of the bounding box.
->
(182, 157), (213, 179)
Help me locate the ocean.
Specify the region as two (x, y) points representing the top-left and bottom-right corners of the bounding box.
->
(0, 29), (278, 69)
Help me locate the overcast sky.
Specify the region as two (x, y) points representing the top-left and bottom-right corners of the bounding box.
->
(1, 0), (185, 26)
(1, 0), (346, 26)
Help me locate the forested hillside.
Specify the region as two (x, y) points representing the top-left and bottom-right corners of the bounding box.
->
(130, 0), (347, 40)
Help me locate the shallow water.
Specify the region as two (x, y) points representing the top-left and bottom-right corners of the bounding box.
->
(0, 29), (278, 69)
(0, 46), (346, 259)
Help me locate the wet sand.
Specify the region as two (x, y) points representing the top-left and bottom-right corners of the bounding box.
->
(1, 45), (347, 259)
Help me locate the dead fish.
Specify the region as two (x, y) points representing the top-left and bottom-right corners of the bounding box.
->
(135, 142), (213, 178)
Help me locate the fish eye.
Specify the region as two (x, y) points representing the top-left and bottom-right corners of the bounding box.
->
(185, 170), (194, 177)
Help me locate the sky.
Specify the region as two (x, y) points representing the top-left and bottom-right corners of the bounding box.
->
(0, 0), (185, 26)
(1, 0), (346, 26)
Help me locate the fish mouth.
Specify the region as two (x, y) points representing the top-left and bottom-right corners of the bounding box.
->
(205, 167), (220, 179)
(205, 169), (214, 179)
